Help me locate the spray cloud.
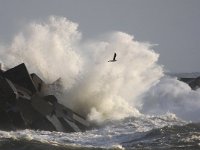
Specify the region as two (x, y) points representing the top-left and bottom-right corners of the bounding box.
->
(4, 16), (195, 123)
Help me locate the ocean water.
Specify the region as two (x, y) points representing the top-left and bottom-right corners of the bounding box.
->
(0, 16), (200, 149)
(1, 115), (200, 149)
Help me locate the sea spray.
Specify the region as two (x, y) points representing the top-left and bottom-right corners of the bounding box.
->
(0, 15), (200, 150)
(65, 32), (163, 122)
(1, 16), (200, 123)
(141, 76), (200, 122)
(0, 16), (173, 123)
(0, 16), (82, 87)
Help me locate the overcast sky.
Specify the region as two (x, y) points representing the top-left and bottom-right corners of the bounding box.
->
(0, 0), (200, 72)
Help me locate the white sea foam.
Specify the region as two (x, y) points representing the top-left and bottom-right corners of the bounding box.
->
(0, 16), (200, 123)
(141, 76), (200, 122)
(0, 115), (184, 149)
(0, 16), (163, 123)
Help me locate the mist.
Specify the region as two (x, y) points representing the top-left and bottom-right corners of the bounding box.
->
(1, 16), (200, 123)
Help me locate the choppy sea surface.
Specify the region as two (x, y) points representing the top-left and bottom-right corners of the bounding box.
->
(1, 114), (200, 150)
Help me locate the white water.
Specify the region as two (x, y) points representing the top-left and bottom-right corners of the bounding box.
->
(0, 114), (185, 149)
(0, 16), (200, 123)
(141, 76), (200, 122)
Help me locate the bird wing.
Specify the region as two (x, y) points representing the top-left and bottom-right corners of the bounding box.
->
(113, 53), (117, 60)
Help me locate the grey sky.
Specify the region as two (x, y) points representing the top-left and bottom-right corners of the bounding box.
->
(0, 0), (200, 72)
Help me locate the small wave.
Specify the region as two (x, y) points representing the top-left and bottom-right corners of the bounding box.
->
(0, 115), (187, 150)
(123, 123), (200, 149)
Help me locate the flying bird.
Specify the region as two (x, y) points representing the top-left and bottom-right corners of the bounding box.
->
(108, 52), (117, 62)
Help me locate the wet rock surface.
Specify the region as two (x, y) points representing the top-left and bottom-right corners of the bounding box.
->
(0, 63), (89, 132)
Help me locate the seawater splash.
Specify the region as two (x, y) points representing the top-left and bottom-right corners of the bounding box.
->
(141, 76), (200, 122)
(0, 16), (82, 87)
(0, 16), (163, 123)
(1, 16), (200, 124)
(66, 32), (163, 122)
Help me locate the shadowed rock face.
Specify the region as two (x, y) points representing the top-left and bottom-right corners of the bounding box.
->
(0, 63), (90, 132)
(179, 76), (200, 90)
(188, 77), (200, 90)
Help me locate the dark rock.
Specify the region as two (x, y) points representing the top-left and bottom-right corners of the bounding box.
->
(0, 63), (90, 132)
(179, 76), (200, 90)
